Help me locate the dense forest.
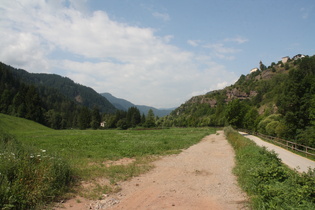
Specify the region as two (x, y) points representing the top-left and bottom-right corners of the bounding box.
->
(159, 55), (315, 147)
(9, 67), (116, 113)
(0, 62), (112, 129)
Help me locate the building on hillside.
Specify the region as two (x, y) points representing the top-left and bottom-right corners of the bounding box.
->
(292, 54), (305, 60)
(282, 56), (290, 64)
(250, 68), (259, 73)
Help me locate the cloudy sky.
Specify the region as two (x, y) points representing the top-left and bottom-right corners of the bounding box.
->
(1, 0), (314, 108)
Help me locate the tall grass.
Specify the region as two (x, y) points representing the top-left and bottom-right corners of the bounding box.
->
(224, 126), (315, 209)
(0, 132), (74, 209)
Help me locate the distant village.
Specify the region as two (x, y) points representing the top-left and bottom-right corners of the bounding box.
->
(250, 54), (305, 74)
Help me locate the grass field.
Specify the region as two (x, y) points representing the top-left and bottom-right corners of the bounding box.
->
(0, 114), (215, 203)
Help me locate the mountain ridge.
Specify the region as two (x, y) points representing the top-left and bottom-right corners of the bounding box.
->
(9, 67), (116, 113)
(101, 92), (174, 117)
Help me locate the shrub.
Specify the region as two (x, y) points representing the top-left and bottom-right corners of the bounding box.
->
(224, 126), (315, 209)
(0, 132), (74, 209)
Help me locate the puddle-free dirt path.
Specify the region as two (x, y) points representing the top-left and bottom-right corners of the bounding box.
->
(56, 131), (248, 210)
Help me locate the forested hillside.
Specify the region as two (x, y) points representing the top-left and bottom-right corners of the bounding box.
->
(0, 62), (115, 129)
(159, 55), (315, 147)
(9, 66), (116, 113)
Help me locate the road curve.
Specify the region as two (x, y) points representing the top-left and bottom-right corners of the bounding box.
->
(239, 132), (315, 173)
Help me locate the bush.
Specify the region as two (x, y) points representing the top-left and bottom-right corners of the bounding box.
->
(0, 132), (74, 209)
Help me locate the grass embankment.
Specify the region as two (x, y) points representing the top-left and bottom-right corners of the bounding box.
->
(0, 133), (73, 209)
(0, 113), (215, 207)
(224, 126), (315, 209)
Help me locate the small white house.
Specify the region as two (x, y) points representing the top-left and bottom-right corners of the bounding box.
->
(250, 68), (259, 74)
(292, 54), (305, 60)
(100, 121), (106, 127)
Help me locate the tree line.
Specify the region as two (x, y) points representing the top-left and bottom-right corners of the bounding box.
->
(102, 107), (157, 129)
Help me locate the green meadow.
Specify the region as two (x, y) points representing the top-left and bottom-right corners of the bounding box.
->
(0, 113), (215, 207)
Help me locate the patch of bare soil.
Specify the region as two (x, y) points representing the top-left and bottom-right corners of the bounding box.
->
(88, 158), (136, 167)
(54, 131), (248, 210)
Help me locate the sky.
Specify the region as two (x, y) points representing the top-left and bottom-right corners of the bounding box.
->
(1, 0), (314, 108)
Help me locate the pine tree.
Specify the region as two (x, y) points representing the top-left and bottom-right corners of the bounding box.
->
(145, 109), (156, 128)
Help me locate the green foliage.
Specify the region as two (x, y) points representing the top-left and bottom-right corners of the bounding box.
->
(260, 61), (267, 71)
(126, 107), (141, 127)
(243, 108), (259, 130)
(257, 114), (284, 136)
(9, 65), (116, 113)
(164, 55), (315, 147)
(91, 106), (101, 129)
(78, 107), (91, 130)
(103, 107), (143, 129)
(144, 109), (156, 128)
(0, 132), (74, 209)
(0, 62), (102, 130)
(225, 127), (315, 209)
(225, 99), (248, 128)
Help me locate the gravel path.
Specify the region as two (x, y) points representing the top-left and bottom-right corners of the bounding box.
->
(239, 132), (315, 173)
(100, 131), (248, 210)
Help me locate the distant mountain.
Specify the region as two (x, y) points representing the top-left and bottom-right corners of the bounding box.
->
(101, 92), (174, 117)
(10, 68), (116, 113)
(101, 93), (134, 111)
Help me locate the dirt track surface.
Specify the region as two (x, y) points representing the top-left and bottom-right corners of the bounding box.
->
(239, 132), (315, 173)
(56, 131), (248, 210)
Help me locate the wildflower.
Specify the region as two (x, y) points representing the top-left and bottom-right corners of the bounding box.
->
(41, 149), (46, 153)
(37, 154), (41, 157)
(30, 155), (34, 158)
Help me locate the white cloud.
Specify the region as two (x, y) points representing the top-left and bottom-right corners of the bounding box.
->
(0, 0), (238, 108)
(152, 12), (170, 21)
(205, 43), (240, 54)
(300, 7), (314, 20)
(204, 43), (241, 60)
(223, 37), (248, 44)
(0, 30), (51, 72)
(187, 40), (200, 47)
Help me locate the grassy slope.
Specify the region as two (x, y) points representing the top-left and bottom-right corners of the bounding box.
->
(0, 113), (52, 134)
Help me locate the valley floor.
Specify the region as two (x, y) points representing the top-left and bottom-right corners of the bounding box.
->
(55, 131), (248, 210)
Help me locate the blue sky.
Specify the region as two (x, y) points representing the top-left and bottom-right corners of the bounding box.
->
(0, 0), (314, 108)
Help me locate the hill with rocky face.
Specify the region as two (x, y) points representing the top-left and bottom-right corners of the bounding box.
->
(159, 54), (315, 147)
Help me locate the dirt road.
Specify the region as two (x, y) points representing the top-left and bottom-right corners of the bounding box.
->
(239, 132), (315, 173)
(56, 131), (248, 209)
